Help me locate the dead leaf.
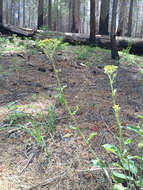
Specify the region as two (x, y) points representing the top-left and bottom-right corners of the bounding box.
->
(64, 129), (72, 133)
(63, 133), (73, 138)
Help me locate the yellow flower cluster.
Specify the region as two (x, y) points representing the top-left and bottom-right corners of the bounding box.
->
(104, 65), (118, 75)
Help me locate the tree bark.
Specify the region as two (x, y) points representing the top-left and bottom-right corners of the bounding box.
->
(127, 0), (133, 37)
(111, 0), (119, 60)
(68, 0), (73, 32)
(90, 0), (96, 41)
(99, 0), (110, 35)
(0, 0), (2, 23)
(48, 0), (52, 30)
(38, 0), (44, 28)
(71, 0), (80, 33)
(116, 0), (126, 36)
(53, 0), (58, 31)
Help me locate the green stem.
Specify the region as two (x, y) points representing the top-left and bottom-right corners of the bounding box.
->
(49, 55), (97, 158)
(108, 75), (123, 154)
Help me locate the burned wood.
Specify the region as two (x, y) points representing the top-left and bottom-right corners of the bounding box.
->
(35, 30), (143, 55)
(2, 24), (36, 36)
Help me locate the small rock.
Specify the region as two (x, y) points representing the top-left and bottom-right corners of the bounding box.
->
(38, 67), (46, 72)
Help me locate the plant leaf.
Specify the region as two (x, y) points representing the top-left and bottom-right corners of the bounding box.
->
(91, 159), (106, 168)
(87, 132), (97, 144)
(124, 138), (132, 145)
(127, 155), (141, 160)
(127, 125), (143, 136)
(112, 171), (128, 183)
(69, 125), (77, 130)
(121, 159), (138, 175)
(103, 144), (120, 155)
(112, 162), (124, 169)
(140, 157), (143, 170)
(113, 183), (126, 190)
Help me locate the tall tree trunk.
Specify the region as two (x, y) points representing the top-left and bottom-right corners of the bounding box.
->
(23, 0), (25, 27)
(140, 20), (143, 38)
(71, 0), (80, 33)
(0, 0), (2, 23)
(111, 0), (119, 60)
(117, 0), (126, 36)
(53, 0), (58, 30)
(38, 0), (44, 28)
(48, 0), (52, 30)
(99, 0), (110, 35)
(90, 0), (96, 41)
(68, 0), (73, 32)
(127, 0), (133, 37)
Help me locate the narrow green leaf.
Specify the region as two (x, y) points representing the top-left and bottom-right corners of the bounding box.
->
(127, 155), (141, 160)
(112, 171), (128, 183)
(69, 125), (77, 130)
(140, 157), (143, 170)
(113, 183), (126, 190)
(87, 132), (97, 143)
(103, 144), (120, 155)
(112, 162), (124, 169)
(91, 159), (106, 168)
(121, 159), (138, 175)
(124, 138), (132, 145)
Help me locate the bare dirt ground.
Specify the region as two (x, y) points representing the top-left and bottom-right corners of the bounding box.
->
(0, 47), (143, 190)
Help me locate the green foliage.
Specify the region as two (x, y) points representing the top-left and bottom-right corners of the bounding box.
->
(38, 38), (62, 58)
(0, 36), (39, 54)
(38, 38), (98, 166)
(54, 85), (67, 105)
(113, 183), (126, 190)
(45, 104), (56, 135)
(7, 103), (27, 126)
(38, 38), (143, 188)
(92, 65), (143, 189)
(122, 40), (133, 55)
(39, 25), (49, 31)
(24, 119), (43, 145)
(73, 45), (95, 60)
(2, 101), (57, 155)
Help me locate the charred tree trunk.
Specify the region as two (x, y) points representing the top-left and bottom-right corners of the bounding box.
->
(38, 0), (44, 28)
(48, 0), (52, 30)
(71, 0), (80, 33)
(53, 0), (58, 31)
(0, 0), (2, 23)
(90, 0), (96, 42)
(68, 0), (73, 32)
(99, 0), (110, 35)
(116, 0), (126, 36)
(111, 0), (119, 60)
(127, 0), (133, 37)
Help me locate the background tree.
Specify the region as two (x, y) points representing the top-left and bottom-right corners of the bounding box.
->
(53, 0), (58, 31)
(116, 0), (126, 36)
(68, 0), (73, 32)
(90, 0), (96, 41)
(99, 0), (110, 35)
(48, 0), (52, 30)
(38, 0), (44, 28)
(111, 0), (119, 60)
(71, 0), (80, 33)
(0, 0), (2, 23)
(127, 0), (133, 37)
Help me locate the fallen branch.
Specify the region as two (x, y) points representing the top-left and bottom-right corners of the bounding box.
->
(77, 167), (121, 173)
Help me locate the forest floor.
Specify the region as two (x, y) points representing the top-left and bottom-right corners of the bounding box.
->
(0, 36), (143, 190)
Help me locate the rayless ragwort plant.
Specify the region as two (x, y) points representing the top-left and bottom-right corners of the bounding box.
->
(38, 38), (99, 158)
(39, 39), (143, 189)
(92, 65), (143, 190)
